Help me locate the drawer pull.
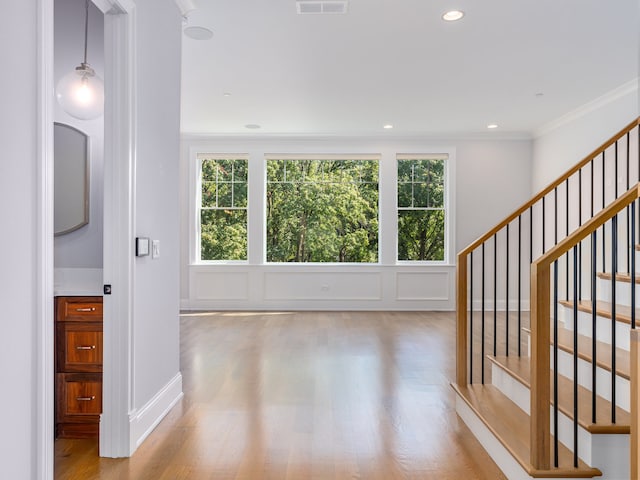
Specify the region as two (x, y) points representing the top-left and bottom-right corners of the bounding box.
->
(75, 345), (96, 350)
(76, 396), (96, 402)
(75, 307), (96, 312)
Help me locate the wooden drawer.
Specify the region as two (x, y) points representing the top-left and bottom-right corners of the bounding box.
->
(56, 373), (102, 418)
(56, 296), (103, 322)
(56, 322), (103, 372)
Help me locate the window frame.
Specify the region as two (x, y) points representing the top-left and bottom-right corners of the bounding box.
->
(396, 154), (451, 265)
(194, 153), (249, 264)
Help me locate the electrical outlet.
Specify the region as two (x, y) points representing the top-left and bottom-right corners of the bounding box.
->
(152, 240), (160, 259)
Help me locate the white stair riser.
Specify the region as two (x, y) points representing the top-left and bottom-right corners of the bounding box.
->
(454, 395), (541, 480)
(520, 332), (630, 410)
(491, 364), (529, 413)
(597, 276), (640, 309)
(491, 363), (629, 471)
(556, 348), (630, 412)
(557, 306), (630, 351)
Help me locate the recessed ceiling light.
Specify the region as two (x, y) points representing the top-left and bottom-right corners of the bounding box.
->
(184, 26), (213, 40)
(442, 10), (464, 21)
(223, 92), (232, 97)
(383, 124), (394, 129)
(487, 124), (498, 129)
(245, 124), (261, 129)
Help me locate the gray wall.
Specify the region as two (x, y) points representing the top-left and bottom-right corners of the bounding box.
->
(0, 2), (42, 477)
(132, 0), (182, 411)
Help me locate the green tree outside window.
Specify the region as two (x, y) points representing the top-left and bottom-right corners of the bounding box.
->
(200, 157), (248, 261)
(266, 159), (379, 262)
(397, 157), (446, 261)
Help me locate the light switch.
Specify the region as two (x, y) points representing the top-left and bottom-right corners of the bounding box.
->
(152, 240), (160, 259)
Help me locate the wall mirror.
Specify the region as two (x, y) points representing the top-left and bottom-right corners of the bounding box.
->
(54, 122), (89, 235)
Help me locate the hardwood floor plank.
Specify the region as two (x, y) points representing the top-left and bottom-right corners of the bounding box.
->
(55, 311), (506, 479)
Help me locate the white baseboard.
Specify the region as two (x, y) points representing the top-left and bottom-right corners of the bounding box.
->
(128, 372), (183, 453)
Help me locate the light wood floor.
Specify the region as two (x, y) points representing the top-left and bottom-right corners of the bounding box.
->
(55, 311), (506, 479)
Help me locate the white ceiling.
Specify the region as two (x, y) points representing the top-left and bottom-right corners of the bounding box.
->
(180, 0), (639, 137)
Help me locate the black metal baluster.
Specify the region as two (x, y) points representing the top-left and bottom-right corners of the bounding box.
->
(555, 186), (558, 246)
(530, 206), (533, 264)
(611, 215), (617, 424)
(563, 182), (568, 301)
(602, 152), (606, 273)
(626, 132), (630, 191)
(470, 251), (474, 383)
(494, 234), (497, 357)
(482, 242), (486, 384)
(632, 201), (636, 330)
(543, 196), (546, 253)
(573, 245), (579, 467)
(627, 135), (631, 274)
(553, 259), (559, 468)
(518, 215), (522, 356)
(591, 231), (597, 424)
(506, 224), (510, 356)
(579, 170), (583, 300)
(615, 141), (619, 198)
(591, 159), (594, 218)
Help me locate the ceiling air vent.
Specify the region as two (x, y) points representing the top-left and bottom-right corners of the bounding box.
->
(296, 0), (348, 14)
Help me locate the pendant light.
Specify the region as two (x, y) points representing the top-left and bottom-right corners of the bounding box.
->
(56, 0), (104, 120)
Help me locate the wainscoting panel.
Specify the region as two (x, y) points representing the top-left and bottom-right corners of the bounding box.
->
(396, 271), (449, 301)
(193, 271), (249, 300)
(263, 271), (382, 301)
(184, 265), (462, 310)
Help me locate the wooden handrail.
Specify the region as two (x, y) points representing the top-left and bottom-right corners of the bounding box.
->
(529, 183), (640, 470)
(459, 117), (640, 257)
(533, 184), (640, 269)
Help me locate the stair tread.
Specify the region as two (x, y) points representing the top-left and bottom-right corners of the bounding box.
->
(597, 272), (640, 284)
(521, 325), (630, 378)
(554, 325), (630, 380)
(489, 355), (630, 433)
(559, 299), (636, 326)
(452, 383), (602, 477)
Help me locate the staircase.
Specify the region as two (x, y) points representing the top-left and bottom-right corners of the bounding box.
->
(454, 118), (640, 479)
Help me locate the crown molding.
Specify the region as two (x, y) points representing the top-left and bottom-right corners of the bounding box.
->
(534, 78), (639, 139)
(180, 131), (532, 143)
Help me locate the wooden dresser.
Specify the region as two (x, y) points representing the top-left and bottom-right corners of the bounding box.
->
(55, 296), (103, 438)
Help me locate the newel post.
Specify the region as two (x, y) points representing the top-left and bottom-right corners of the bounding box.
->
(530, 260), (551, 469)
(457, 253), (468, 386)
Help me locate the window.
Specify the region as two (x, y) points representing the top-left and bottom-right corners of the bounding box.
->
(266, 156), (379, 262)
(198, 155), (248, 261)
(397, 155), (447, 261)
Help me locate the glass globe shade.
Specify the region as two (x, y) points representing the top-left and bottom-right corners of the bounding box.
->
(56, 67), (104, 120)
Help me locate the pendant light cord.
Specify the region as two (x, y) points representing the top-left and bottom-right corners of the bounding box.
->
(83, 0), (89, 65)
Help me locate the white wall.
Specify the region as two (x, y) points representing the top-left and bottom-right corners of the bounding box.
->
(131, 0), (182, 422)
(54, 0), (104, 268)
(532, 81), (639, 191)
(0, 2), (44, 477)
(180, 136), (532, 311)
(457, 139), (533, 311)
